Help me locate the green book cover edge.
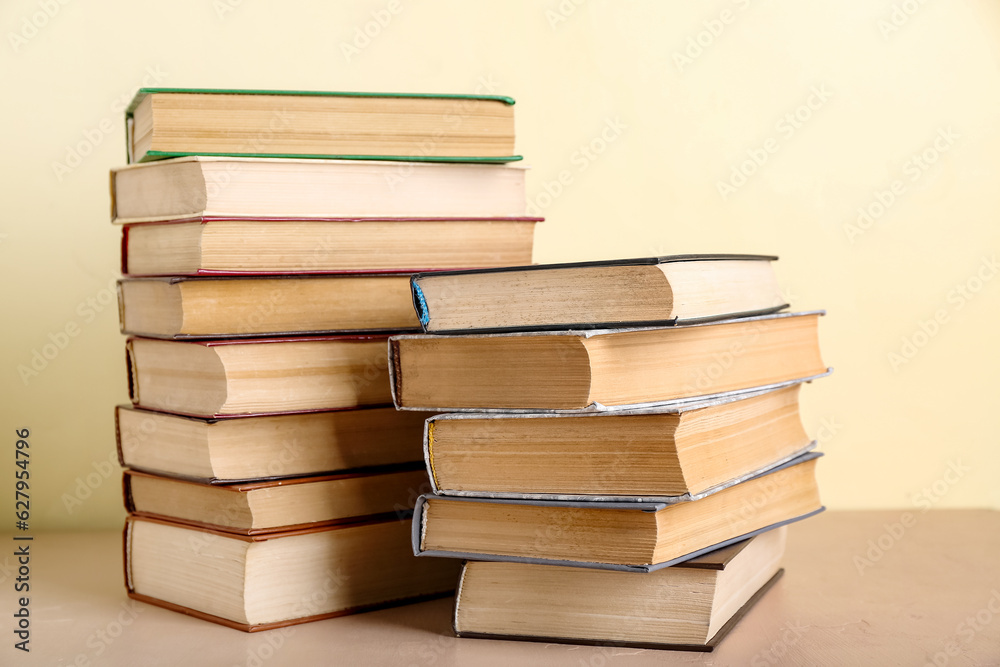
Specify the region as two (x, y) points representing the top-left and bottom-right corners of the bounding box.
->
(125, 87), (516, 117)
(135, 151), (522, 164)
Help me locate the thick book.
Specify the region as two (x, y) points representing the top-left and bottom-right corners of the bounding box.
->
(454, 528), (786, 651)
(123, 467), (428, 534)
(410, 254), (786, 333)
(413, 452), (822, 571)
(116, 405), (429, 483)
(425, 383), (814, 500)
(125, 89), (518, 163)
(118, 275), (422, 338)
(110, 157), (530, 223)
(120, 217), (538, 276)
(124, 515), (461, 631)
(390, 311), (829, 412)
(126, 335), (393, 417)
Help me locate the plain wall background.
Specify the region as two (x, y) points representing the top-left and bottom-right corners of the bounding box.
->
(1, 0), (998, 532)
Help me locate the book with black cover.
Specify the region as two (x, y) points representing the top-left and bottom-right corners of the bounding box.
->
(453, 528), (787, 651)
(410, 254), (787, 333)
(455, 570), (784, 652)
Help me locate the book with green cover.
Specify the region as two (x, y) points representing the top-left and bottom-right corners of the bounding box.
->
(125, 88), (520, 163)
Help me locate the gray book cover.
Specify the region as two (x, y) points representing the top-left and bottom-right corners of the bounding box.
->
(422, 377), (820, 501)
(388, 310), (830, 413)
(412, 451), (823, 572)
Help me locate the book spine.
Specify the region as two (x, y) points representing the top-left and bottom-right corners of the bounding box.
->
(424, 420), (442, 493)
(122, 472), (136, 513)
(122, 519), (134, 593)
(410, 495), (429, 556)
(410, 277), (431, 330)
(114, 407), (126, 468)
(125, 340), (138, 405)
(119, 226), (129, 275)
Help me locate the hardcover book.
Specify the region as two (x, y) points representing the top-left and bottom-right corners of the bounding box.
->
(454, 528), (787, 651)
(412, 452), (822, 571)
(390, 312), (829, 412)
(123, 467), (428, 534)
(116, 405), (429, 483)
(410, 254), (786, 333)
(424, 382), (815, 501)
(120, 218), (538, 276)
(110, 157), (530, 223)
(118, 274), (422, 338)
(125, 89), (518, 163)
(126, 335), (394, 417)
(124, 515), (461, 631)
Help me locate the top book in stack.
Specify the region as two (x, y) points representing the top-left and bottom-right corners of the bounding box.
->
(125, 88), (519, 163)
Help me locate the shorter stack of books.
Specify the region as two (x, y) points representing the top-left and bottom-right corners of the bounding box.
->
(389, 254), (831, 650)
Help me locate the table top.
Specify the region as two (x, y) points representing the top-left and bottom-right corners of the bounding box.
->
(7, 510), (1000, 666)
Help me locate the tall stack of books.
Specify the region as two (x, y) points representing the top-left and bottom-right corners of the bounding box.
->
(390, 255), (830, 651)
(110, 88), (541, 631)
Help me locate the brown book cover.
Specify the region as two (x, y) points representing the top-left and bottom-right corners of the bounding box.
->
(125, 334), (394, 418)
(122, 515), (455, 632)
(114, 404), (428, 482)
(121, 465), (423, 535)
(119, 216), (542, 276)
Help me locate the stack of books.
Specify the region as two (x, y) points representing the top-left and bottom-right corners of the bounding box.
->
(110, 88), (541, 631)
(390, 255), (831, 651)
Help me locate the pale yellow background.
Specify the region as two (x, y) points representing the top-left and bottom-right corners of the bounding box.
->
(1, 0), (997, 532)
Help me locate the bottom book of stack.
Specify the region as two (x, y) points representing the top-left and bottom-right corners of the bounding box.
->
(454, 527), (786, 651)
(124, 515), (460, 631)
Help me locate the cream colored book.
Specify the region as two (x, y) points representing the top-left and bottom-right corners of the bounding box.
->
(111, 157), (530, 223)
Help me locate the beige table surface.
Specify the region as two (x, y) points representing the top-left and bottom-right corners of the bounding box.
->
(4, 510), (999, 666)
